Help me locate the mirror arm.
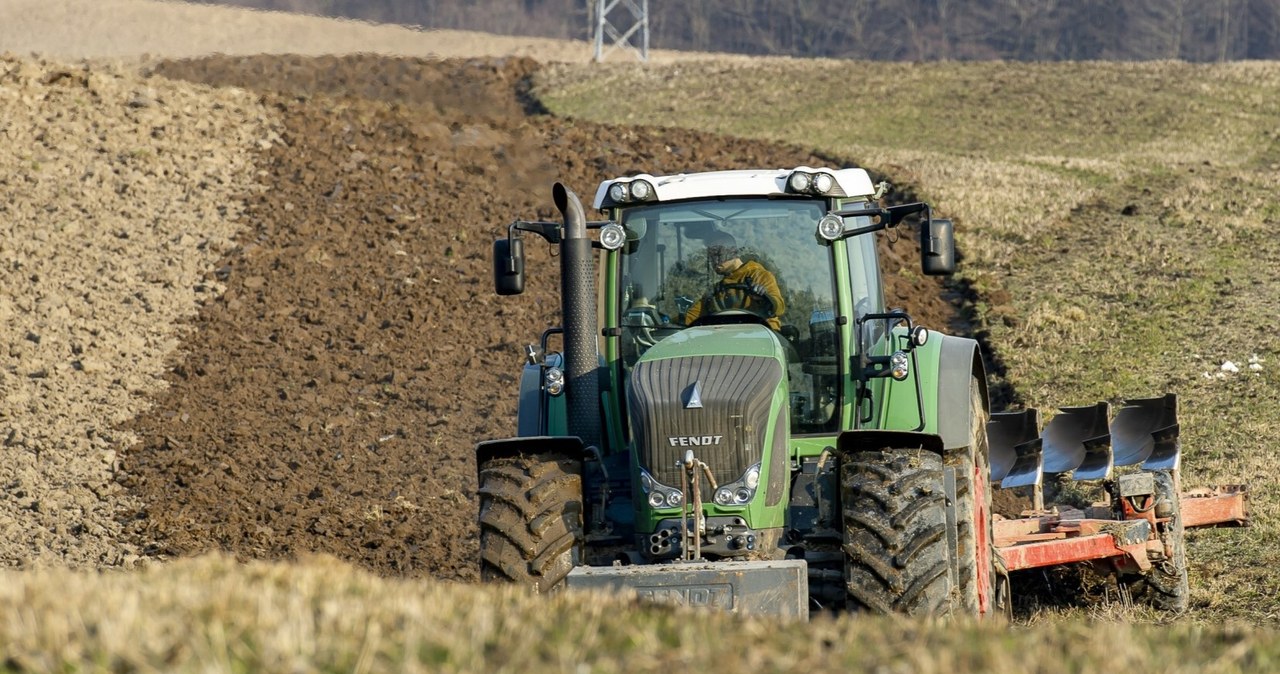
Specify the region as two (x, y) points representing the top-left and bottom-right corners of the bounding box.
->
(829, 202), (931, 241)
(885, 201), (929, 227)
(511, 219), (563, 244)
(842, 220), (888, 238)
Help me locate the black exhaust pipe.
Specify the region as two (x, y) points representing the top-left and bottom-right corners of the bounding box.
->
(553, 183), (601, 450)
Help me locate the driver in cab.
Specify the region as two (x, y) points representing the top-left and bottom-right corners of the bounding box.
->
(683, 232), (785, 331)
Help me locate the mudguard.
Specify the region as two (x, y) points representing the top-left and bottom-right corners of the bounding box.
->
(837, 429), (945, 456)
(934, 334), (988, 451)
(514, 361), (544, 436)
(474, 436), (586, 478)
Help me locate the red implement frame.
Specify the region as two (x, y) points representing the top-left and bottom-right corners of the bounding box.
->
(995, 487), (1248, 572)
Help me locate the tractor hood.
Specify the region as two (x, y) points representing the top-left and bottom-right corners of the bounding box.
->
(637, 323), (790, 361)
(626, 325), (789, 491)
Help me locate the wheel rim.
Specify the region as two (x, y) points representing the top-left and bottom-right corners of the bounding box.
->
(974, 459), (993, 616)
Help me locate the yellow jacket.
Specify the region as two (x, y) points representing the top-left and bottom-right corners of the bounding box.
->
(685, 260), (785, 331)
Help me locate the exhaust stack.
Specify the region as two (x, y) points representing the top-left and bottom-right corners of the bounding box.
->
(553, 183), (601, 450)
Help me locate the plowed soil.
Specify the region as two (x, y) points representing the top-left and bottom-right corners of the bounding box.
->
(119, 55), (956, 580)
(17, 53), (952, 579)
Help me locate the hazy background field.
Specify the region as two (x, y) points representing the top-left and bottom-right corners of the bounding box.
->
(1, 0), (1277, 670)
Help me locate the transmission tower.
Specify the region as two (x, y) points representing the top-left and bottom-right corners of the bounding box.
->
(592, 0), (650, 62)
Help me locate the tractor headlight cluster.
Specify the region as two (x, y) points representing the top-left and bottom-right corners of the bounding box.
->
(639, 469), (684, 509)
(606, 179), (657, 205)
(787, 170), (841, 196)
(889, 351), (910, 381)
(713, 463), (761, 507)
(544, 366), (565, 396)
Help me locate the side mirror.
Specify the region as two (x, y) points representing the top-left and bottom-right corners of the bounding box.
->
(921, 218), (955, 276)
(493, 237), (525, 295)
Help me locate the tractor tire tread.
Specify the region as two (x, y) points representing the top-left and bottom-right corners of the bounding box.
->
(478, 454), (583, 593)
(842, 448), (951, 615)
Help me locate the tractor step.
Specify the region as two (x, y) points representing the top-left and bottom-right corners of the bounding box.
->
(565, 559), (809, 620)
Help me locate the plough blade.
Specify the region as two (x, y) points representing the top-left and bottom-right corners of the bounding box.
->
(1073, 435), (1114, 481)
(1002, 437), (1045, 510)
(989, 409), (1040, 483)
(1111, 393), (1179, 469)
(989, 409), (1045, 510)
(1001, 438), (1043, 491)
(992, 395), (1182, 503)
(1143, 425), (1181, 472)
(1042, 402), (1111, 479)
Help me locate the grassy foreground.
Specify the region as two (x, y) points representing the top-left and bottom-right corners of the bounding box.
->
(0, 554), (1276, 673)
(537, 59), (1280, 623)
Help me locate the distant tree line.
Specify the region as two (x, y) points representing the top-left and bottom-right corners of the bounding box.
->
(194, 0), (1280, 61)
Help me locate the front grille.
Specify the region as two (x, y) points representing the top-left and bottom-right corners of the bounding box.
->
(628, 355), (783, 487)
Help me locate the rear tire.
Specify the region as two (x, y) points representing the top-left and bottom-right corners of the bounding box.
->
(842, 448), (951, 615)
(1126, 470), (1189, 612)
(477, 453), (583, 593)
(948, 376), (998, 616)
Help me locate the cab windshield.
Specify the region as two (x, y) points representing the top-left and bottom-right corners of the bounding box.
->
(616, 198), (840, 433)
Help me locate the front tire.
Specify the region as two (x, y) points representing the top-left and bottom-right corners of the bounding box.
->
(477, 453), (583, 593)
(842, 448), (951, 615)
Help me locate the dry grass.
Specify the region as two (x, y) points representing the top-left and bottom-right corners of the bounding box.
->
(537, 58), (1280, 624)
(1, 555), (1276, 672)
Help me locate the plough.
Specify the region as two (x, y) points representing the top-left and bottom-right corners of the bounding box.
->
(990, 393), (1248, 609)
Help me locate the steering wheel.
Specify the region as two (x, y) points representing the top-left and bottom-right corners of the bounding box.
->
(687, 283), (778, 328)
(710, 282), (775, 315)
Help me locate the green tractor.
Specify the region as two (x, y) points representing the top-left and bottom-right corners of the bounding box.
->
(477, 168), (1005, 618)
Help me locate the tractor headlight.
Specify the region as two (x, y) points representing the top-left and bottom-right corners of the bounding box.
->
(816, 214), (845, 242)
(638, 468), (683, 510)
(890, 351), (910, 381)
(788, 171), (811, 193)
(713, 463), (761, 507)
(599, 222), (626, 250)
(629, 179), (653, 201)
(813, 172), (835, 194)
(544, 366), (565, 395)
(607, 179), (656, 204)
(787, 169), (845, 196)
(608, 182), (628, 203)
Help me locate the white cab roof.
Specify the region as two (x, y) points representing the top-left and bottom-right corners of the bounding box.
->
(591, 167), (875, 210)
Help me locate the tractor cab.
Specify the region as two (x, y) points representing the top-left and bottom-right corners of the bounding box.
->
(612, 195), (855, 432)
